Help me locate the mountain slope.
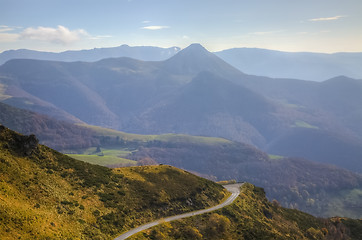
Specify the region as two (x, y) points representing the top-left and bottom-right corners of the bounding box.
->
(266, 128), (362, 172)
(0, 126), (227, 239)
(132, 184), (362, 240)
(130, 138), (362, 218)
(239, 75), (362, 172)
(130, 71), (280, 145)
(0, 102), (100, 150)
(2, 126), (361, 239)
(0, 59), (121, 128)
(317, 76), (362, 137)
(161, 44), (245, 81)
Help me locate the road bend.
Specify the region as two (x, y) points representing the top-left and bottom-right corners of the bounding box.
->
(114, 183), (243, 240)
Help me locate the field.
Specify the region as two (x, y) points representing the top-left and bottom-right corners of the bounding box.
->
(67, 147), (137, 167)
(79, 124), (232, 146)
(65, 124), (234, 167)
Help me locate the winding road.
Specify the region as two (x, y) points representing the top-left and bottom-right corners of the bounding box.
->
(114, 183), (243, 240)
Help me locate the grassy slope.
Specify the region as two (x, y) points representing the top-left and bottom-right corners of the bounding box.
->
(67, 147), (137, 166)
(0, 126), (227, 239)
(66, 154), (137, 166)
(67, 124), (232, 167)
(81, 123), (231, 145)
(131, 183), (362, 240)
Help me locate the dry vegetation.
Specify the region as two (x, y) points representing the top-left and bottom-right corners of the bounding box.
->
(130, 184), (362, 240)
(0, 125), (227, 239)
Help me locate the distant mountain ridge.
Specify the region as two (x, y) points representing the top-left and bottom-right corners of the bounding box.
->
(215, 48), (362, 81)
(0, 44), (180, 64)
(1, 44), (362, 81)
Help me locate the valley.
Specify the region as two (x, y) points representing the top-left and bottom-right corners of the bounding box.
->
(1, 44), (362, 173)
(1, 42), (362, 239)
(1, 100), (362, 218)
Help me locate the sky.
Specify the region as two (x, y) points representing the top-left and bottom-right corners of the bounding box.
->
(1, 0), (362, 53)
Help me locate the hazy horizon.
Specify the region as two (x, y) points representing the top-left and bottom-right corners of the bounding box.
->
(1, 0), (362, 53)
(2, 42), (362, 55)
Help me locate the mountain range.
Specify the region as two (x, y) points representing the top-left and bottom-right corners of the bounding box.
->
(1, 43), (361, 175)
(1, 44), (361, 81)
(215, 48), (362, 81)
(0, 44), (180, 65)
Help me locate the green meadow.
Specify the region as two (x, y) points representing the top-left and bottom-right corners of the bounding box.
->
(67, 147), (137, 167)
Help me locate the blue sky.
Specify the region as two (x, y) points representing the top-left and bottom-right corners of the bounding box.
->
(1, 0), (362, 53)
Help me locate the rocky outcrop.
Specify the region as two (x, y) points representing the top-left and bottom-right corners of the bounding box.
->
(0, 125), (39, 156)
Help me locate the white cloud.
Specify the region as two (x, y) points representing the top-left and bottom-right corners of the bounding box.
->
(0, 33), (19, 42)
(182, 35), (190, 39)
(0, 25), (18, 33)
(142, 25), (169, 30)
(0, 25), (20, 42)
(0, 27), (14, 33)
(309, 15), (345, 22)
(249, 30), (284, 35)
(142, 20), (151, 24)
(20, 25), (88, 45)
(89, 35), (113, 40)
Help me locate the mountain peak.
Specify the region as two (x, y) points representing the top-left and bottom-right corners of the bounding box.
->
(162, 43), (245, 80)
(324, 75), (355, 82)
(183, 43), (208, 52)
(171, 43), (211, 58)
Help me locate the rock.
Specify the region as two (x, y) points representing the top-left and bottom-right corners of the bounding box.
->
(22, 134), (39, 156)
